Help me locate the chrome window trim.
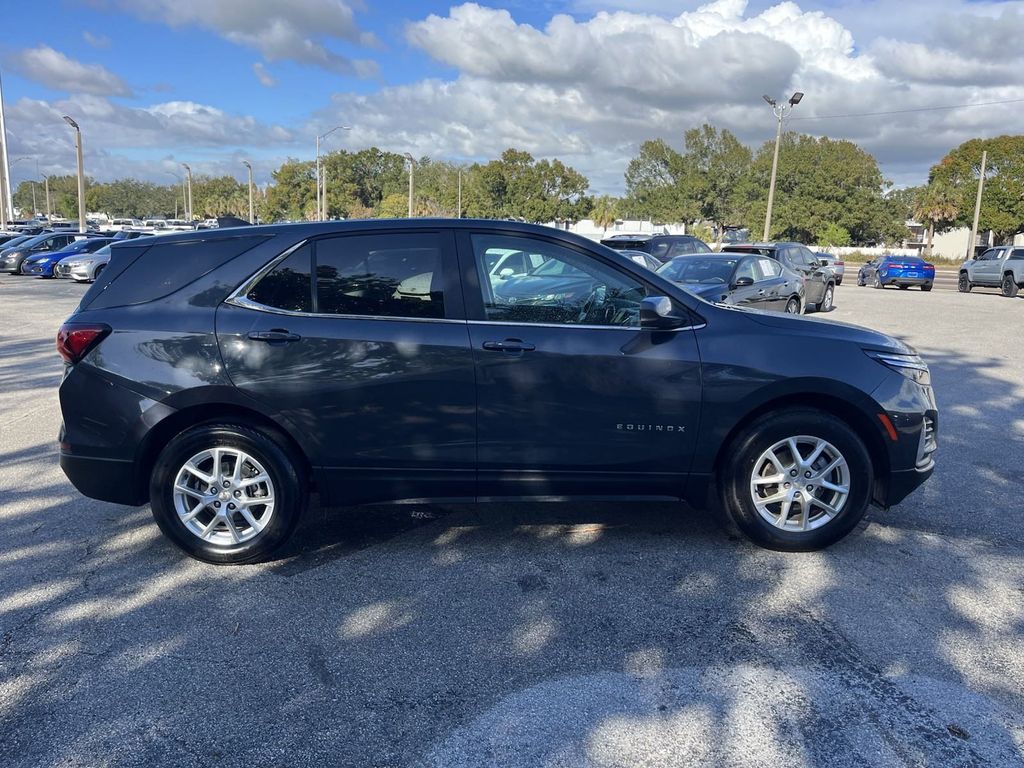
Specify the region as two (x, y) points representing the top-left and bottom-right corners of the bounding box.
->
(226, 294), (467, 324)
(467, 319), (705, 332)
(225, 236), (458, 324)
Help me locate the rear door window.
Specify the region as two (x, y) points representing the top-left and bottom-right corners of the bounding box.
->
(315, 233), (446, 319)
(247, 246), (313, 313)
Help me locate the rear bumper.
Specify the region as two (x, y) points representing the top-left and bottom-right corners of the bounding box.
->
(60, 452), (145, 506)
(883, 275), (932, 285)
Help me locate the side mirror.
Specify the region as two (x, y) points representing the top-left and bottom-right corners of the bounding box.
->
(640, 296), (684, 329)
(498, 268), (515, 278)
(732, 276), (755, 288)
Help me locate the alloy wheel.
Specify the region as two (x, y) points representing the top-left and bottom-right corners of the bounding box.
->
(821, 286), (834, 311)
(749, 435), (850, 532)
(172, 447), (275, 546)
(785, 298), (800, 314)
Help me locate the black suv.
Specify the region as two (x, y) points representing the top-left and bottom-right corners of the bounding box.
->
(600, 233), (711, 263)
(722, 242), (837, 312)
(58, 220), (937, 563)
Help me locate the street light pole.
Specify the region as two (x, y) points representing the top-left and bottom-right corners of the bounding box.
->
(404, 153), (416, 218)
(181, 163), (193, 221)
(0, 72), (13, 224)
(44, 174), (51, 219)
(242, 160), (255, 224)
(315, 124), (351, 221)
(967, 149), (987, 261)
(63, 115), (87, 233)
(762, 91), (803, 241)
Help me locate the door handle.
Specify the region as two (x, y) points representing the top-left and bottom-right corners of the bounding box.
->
(756, 289), (766, 296)
(482, 339), (536, 353)
(248, 329), (301, 343)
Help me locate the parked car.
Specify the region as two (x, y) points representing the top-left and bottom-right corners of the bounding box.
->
(816, 252), (845, 285)
(59, 243), (114, 282)
(600, 233), (712, 263)
(858, 256), (935, 290)
(20, 237), (114, 277)
(111, 230), (153, 241)
(959, 246), (1024, 297)
(618, 248), (663, 271)
(110, 218), (142, 230)
(0, 232), (90, 274)
(722, 243), (836, 312)
(657, 253), (805, 313)
(57, 220), (937, 563)
(0, 234), (36, 253)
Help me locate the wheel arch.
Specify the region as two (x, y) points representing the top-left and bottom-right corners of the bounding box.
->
(710, 391), (892, 506)
(134, 401), (314, 503)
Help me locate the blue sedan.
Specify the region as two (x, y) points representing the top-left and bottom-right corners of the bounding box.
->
(20, 238), (113, 277)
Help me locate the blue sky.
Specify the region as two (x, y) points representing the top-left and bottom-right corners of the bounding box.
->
(2, 0), (1022, 193)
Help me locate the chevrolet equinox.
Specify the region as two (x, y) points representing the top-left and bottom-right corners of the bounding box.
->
(57, 220), (937, 563)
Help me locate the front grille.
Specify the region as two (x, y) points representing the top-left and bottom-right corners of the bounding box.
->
(917, 415), (937, 469)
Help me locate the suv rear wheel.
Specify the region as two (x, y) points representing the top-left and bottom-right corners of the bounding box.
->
(958, 273), (972, 293)
(150, 423), (306, 564)
(720, 409), (873, 551)
(1002, 274), (1019, 298)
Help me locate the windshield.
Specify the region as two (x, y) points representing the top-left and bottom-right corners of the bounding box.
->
(658, 257), (738, 284)
(529, 258), (587, 278)
(2, 235), (33, 250)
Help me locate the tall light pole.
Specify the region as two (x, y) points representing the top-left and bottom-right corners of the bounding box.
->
(762, 91), (803, 241)
(181, 163), (193, 221)
(62, 116), (87, 233)
(242, 160), (255, 224)
(404, 153), (416, 218)
(967, 149), (987, 261)
(315, 124), (350, 221)
(0, 72), (13, 225)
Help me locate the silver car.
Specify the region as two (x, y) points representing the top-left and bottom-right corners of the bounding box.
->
(60, 243), (112, 282)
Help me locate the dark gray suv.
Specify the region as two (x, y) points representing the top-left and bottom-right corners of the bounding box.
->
(57, 220), (937, 563)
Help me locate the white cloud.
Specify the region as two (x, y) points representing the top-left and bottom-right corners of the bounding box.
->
(252, 62), (277, 88)
(116, 0), (379, 75)
(82, 31), (112, 49)
(8, 45), (132, 97)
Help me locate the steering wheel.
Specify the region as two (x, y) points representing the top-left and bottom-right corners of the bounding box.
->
(577, 284), (607, 323)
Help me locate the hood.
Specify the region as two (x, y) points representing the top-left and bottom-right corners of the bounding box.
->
(680, 283), (731, 302)
(742, 307), (913, 354)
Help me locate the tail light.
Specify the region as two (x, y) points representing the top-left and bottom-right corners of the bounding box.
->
(835, 260), (844, 267)
(882, 262), (896, 269)
(57, 322), (111, 364)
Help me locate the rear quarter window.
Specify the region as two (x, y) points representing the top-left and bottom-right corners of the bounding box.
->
(81, 234), (270, 310)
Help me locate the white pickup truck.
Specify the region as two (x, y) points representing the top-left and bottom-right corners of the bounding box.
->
(959, 246), (1024, 297)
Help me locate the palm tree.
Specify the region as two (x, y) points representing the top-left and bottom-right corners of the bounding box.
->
(912, 183), (959, 258)
(591, 195), (618, 232)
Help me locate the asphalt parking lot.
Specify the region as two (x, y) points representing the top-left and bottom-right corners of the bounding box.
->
(1, 275), (1022, 767)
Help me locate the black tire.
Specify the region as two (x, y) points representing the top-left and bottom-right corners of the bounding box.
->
(92, 264), (106, 281)
(719, 408), (874, 551)
(958, 272), (972, 293)
(836, 277), (843, 286)
(871, 273), (883, 289)
(898, 284), (909, 290)
(856, 274), (865, 287)
(1002, 274), (1019, 298)
(819, 283), (835, 312)
(921, 283), (932, 292)
(784, 297), (801, 314)
(150, 422), (306, 564)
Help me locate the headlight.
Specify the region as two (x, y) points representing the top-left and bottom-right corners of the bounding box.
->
(865, 350), (930, 385)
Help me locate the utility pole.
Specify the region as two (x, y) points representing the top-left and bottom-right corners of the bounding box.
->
(404, 153), (415, 218)
(315, 124), (351, 221)
(181, 163), (193, 221)
(967, 149), (987, 261)
(242, 160), (255, 224)
(762, 91), (804, 241)
(63, 116), (86, 232)
(0, 72), (12, 224)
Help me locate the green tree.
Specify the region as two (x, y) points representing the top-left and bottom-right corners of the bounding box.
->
(928, 136), (1024, 242)
(377, 192), (409, 218)
(680, 124), (752, 236)
(816, 222), (852, 247)
(590, 195), (619, 232)
(623, 139), (692, 223)
(463, 149), (590, 222)
(736, 133), (902, 245)
(912, 182), (959, 258)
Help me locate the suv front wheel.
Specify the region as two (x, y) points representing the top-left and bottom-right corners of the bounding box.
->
(150, 422), (306, 564)
(720, 409), (873, 551)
